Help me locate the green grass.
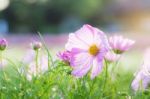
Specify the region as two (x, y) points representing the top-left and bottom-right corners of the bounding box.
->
(0, 42), (147, 99)
(0, 52), (149, 99)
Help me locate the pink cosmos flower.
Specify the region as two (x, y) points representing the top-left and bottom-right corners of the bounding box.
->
(131, 70), (150, 91)
(31, 41), (42, 50)
(57, 50), (71, 64)
(0, 38), (7, 51)
(104, 51), (120, 62)
(65, 24), (110, 79)
(109, 36), (135, 54)
(131, 48), (150, 91)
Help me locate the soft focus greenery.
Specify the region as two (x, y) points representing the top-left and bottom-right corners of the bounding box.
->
(0, 0), (110, 33)
(0, 47), (149, 99)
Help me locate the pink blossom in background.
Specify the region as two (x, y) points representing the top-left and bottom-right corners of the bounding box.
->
(31, 41), (42, 50)
(57, 50), (71, 64)
(65, 24), (110, 79)
(131, 48), (150, 91)
(104, 51), (120, 62)
(131, 70), (150, 91)
(0, 59), (8, 68)
(22, 50), (35, 64)
(109, 36), (135, 54)
(0, 38), (7, 51)
(143, 48), (150, 73)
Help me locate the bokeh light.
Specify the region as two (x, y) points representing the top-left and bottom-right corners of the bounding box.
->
(0, 0), (10, 11)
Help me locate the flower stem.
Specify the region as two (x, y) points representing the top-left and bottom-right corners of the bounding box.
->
(103, 60), (108, 90)
(35, 50), (39, 74)
(1, 51), (7, 83)
(111, 55), (122, 74)
(89, 78), (97, 95)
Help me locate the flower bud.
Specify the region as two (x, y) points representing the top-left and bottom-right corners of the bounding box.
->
(0, 39), (7, 51)
(32, 41), (42, 50)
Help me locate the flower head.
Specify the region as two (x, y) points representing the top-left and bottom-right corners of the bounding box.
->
(31, 41), (42, 50)
(0, 38), (7, 51)
(131, 48), (150, 91)
(105, 51), (120, 63)
(131, 70), (150, 91)
(57, 50), (71, 64)
(109, 36), (135, 54)
(65, 24), (110, 79)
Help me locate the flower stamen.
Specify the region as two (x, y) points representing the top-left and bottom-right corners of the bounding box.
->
(89, 44), (99, 56)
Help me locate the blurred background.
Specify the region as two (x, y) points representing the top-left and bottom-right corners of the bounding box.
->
(1, 0), (150, 34)
(0, 0), (150, 71)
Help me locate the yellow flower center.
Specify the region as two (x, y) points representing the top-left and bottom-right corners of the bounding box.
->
(88, 44), (99, 56)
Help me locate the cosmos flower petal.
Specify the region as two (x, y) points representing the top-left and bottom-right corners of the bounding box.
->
(109, 35), (135, 54)
(75, 24), (95, 45)
(131, 70), (150, 91)
(72, 57), (93, 77)
(70, 49), (90, 67)
(65, 33), (89, 51)
(105, 51), (120, 62)
(57, 50), (71, 63)
(132, 48), (150, 91)
(91, 58), (103, 79)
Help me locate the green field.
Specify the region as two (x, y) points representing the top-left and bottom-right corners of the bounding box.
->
(0, 48), (148, 99)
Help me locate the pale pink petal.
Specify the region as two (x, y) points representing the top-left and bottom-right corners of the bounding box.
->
(65, 33), (89, 51)
(70, 49), (90, 67)
(72, 56), (93, 77)
(132, 70), (150, 91)
(105, 51), (120, 62)
(75, 24), (95, 45)
(91, 58), (103, 79)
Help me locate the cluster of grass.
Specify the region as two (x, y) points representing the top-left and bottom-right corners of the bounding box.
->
(0, 55), (150, 99)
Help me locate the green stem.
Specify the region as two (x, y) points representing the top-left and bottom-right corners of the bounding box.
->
(35, 50), (39, 74)
(111, 55), (122, 74)
(89, 78), (97, 96)
(38, 32), (54, 68)
(1, 51), (6, 79)
(103, 60), (108, 90)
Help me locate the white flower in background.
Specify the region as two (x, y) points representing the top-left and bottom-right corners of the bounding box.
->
(26, 56), (48, 81)
(0, 59), (7, 68)
(104, 51), (120, 63)
(21, 49), (48, 80)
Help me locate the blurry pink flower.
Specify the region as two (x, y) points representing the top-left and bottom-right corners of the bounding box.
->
(0, 38), (7, 51)
(131, 48), (150, 91)
(131, 70), (150, 91)
(22, 50), (35, 64)
(104, 51), (120, 62)
(0, 59), (8, 68)
(31, 41), (42, 50)
(65, 24), (110, 79)
(57, 50), (71, 64)
(143, 48), (150, 73)
(109, 36), (135, 54)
